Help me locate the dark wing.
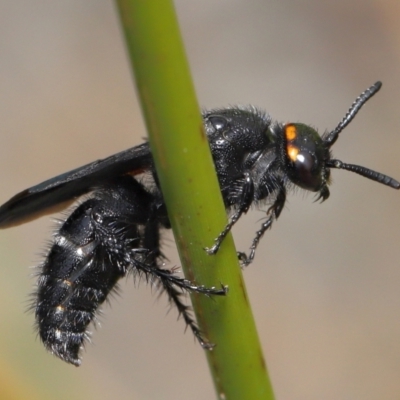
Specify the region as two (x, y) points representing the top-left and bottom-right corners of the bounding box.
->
(0, 142), (153, 228)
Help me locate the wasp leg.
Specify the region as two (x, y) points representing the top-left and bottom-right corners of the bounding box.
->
(238, 188), (286, 266)
(205, 172), (254, 255)
(132, 258), (227, 349)
(137, 205), (228, 348)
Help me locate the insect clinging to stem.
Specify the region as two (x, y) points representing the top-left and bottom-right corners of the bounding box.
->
(0, 81), (398, 365)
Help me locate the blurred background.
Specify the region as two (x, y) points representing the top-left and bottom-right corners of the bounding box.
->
(1, 1), (400, 399)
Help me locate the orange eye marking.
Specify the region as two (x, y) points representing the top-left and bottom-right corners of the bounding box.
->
(287, 144), (299, 162)
(285, 125), (297, 141)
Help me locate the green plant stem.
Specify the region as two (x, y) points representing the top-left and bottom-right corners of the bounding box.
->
(114, 1), (274, 398)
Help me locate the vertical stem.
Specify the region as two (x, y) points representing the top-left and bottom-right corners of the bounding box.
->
(114, 1), (274, 398)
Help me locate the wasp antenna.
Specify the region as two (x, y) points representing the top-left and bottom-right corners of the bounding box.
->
(323, 81), (382, 148)
(327, 159), (400, 189)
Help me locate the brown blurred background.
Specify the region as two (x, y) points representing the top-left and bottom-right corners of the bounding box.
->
(1, 1), (400, 399)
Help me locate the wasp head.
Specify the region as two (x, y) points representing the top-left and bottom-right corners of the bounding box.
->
(284, 82), (399, 200)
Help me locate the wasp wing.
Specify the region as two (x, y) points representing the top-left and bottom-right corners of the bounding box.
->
(0, 143), (153, 228)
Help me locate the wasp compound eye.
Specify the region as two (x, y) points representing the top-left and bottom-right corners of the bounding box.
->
(284, 123), (326, 191)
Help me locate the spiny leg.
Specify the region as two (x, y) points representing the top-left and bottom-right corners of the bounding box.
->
(204, 207), (245, 255)
(205, 172), (254, 255)
(131, 256), (227, 349)
(136, 191), (228, 347)
(159, 277), (215, 349)
(238, 188), (286, 266)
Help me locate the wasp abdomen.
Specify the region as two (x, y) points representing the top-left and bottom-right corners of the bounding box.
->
(34, 179), (147, 365)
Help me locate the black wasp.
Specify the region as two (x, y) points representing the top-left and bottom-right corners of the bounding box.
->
(1, 81), (398, 366)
